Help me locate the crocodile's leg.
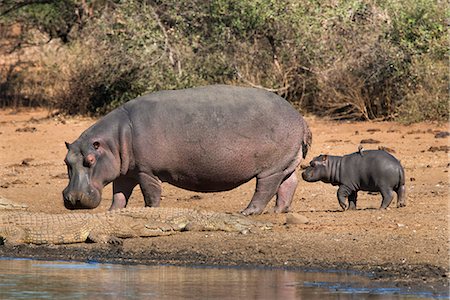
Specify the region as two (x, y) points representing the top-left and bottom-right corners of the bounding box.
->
(0, 227), (25, 245)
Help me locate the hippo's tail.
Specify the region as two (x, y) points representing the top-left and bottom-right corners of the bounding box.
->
(399, 165), (405, 185)
(396, 164), (406, 207)
(301, 119), (312, 159)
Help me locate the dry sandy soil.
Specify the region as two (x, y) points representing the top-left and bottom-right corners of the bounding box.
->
(0, 108), (448, 292)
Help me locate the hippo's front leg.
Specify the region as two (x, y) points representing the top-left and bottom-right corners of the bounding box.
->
(111, 176), (138, 210)
(337, 185), (353, 211)
(138, 173), (162, 207)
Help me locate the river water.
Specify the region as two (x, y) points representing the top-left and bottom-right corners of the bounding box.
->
(0, 258), (446, 299)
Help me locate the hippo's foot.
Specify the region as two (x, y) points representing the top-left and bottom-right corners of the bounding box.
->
(397, 202), (406, 208)
(109, 197), (127, 211)
(242, 173), (286, 215)
(347, 202), (357, 210)
(241, 206), (264, 216)
(273, 206), (290, 214)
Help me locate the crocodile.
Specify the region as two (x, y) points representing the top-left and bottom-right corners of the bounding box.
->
(0, 207), (272, 245)
(0, 196), (28, 211)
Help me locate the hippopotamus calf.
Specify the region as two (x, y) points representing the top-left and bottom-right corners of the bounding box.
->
(301, 150), (406, 210)
(63, 85), (312, 215)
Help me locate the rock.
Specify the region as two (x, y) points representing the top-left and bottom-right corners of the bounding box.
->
(360, 138), (380, 144)
(434, 131), (449, 139)
(285, 213), (309, 225)
(367, 128), (381, 133)
(15, 126), (37, 133)
(428, 146), (449, 153)
(21, 158), (34, 166)
(378, 145), (396, 153)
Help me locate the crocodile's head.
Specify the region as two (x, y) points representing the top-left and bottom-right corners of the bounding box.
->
(63, 136), (120, 210)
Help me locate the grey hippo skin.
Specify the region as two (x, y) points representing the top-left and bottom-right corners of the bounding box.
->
(302, 150), (406, 210)
(63, 85), (312, 215)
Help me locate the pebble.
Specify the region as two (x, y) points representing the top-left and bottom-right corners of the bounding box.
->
(285, 213), (309, 225)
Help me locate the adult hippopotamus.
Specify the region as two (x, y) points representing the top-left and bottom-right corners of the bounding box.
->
(63, 85), (312, 215)
(302, 149), (405, 210)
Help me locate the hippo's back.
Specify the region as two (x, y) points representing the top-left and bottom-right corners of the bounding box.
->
(123, 85), (309, 191)
(343, 150), (405, 189)
(126, 85), (299, 121)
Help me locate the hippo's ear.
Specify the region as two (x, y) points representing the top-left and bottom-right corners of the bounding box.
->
(321, 155), (328, 162)
(65, 142), (70, 150)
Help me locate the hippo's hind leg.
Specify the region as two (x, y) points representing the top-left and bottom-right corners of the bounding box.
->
(138, 172), (162, 207)
(380, 188), (394, 209)
(348, 191), (357, 210)
(241, 172), (285, 215)
(395, 184), (406, 208)
(274, 171), (298, 213)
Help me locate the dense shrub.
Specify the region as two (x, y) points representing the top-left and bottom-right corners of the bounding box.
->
(0, 0), (447, 121)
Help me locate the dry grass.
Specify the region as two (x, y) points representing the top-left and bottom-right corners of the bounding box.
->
(0, 0), (446, 121)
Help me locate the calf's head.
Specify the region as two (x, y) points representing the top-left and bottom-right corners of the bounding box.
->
(301, 155), (330, 183)
(63, 139), (119, 209)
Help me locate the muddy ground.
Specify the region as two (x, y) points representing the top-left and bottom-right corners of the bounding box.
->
(0, 108), (448, 292)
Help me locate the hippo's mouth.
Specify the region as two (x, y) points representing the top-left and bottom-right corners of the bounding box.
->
(63, 188), (101, 210)
(301, 167), (315, 182)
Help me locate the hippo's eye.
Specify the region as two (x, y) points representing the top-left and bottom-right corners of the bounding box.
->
(93, 141), (100, 150)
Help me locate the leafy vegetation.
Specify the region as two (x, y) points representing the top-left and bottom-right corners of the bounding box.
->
(0, 0), (447, 121)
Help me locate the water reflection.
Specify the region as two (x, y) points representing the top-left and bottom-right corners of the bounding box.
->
(0, 258), (446, 299)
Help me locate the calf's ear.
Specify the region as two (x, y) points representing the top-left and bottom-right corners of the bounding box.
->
(321, 155), (328, 162)
(65, 142), (70, 149)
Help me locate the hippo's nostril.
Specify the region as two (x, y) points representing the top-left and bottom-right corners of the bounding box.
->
(64, 192), (83, 209)
(69, 194), (78, 205)
(64, 199), (75, 210)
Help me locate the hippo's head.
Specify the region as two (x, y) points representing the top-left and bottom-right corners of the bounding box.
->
(301, 155), (329, 183)
(63, 139), (120, 209)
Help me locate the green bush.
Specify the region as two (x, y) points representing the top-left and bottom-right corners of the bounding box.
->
(1, 0), (447, 121)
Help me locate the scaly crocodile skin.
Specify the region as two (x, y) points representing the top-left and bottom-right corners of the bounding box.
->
(0, 207), (271, 245)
